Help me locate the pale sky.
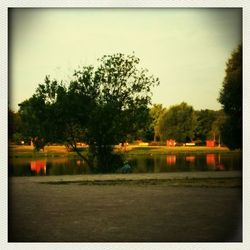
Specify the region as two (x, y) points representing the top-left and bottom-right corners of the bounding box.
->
(9, 8), (242, 111)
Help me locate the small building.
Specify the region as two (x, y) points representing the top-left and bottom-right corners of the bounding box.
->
(206, 140), (216, 147)
(166, 139), (176, 147)
(185, 142), (196, 146)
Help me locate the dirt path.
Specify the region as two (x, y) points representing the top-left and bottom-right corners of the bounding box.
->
(9, 172), (242, 242)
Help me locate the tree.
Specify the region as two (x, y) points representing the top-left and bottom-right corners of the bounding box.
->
(18, 53), (160, 172)
(149, 104), (166, 141)
(194, 109), (217, 143)
(218, 45), (242, 149)
(210, 110), (226, 146)
(18, 76), (64, 150)
(158, 102), (196, 143)
(8, 109), (23, 144)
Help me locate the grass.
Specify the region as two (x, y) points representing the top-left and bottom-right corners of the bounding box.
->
(9, 144), (237, 159)
(122, 145), (231, 155)
(8, 144), (87, 158)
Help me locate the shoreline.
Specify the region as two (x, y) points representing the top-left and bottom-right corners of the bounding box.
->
(9, 170), (242, 188)
(8, 144), (237, 159)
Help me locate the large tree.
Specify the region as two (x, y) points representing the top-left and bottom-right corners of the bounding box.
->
(149, 104), (166, 142)
(193, 109), (226, 144)
(218, 45), (242, 149)
(158, 102), (196, 143)
(210, 110), (226, 146)
(19, 53), (159, 172)
(194, 109), (217, 143)
(8, 109), (23, 144)
(18, 76), (66, 150)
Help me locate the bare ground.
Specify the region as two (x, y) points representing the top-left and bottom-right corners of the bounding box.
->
(8, 171), (242, 242)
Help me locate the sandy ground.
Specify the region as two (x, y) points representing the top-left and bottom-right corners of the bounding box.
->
(8, 171), (242, 242)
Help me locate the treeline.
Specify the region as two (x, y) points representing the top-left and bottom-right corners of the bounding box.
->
(145, 103), (225, 145)
(7, 103), (226, 146)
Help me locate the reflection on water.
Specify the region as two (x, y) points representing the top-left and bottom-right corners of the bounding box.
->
(185, 156), (195, 162)
(206, 154), (225, 171)
(9, 157), (89, 176)
(166, 155), (176, 166)
(206, 154), (216, 166)
(128, 153), (241, 174)
(9, 152), (242, 176)
(30, 160), (46, 174)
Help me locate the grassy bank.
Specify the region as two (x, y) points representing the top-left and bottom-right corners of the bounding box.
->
(123, 145), (231, 155)
(9, 144), (235, 159)
(8, 145), (85, 158)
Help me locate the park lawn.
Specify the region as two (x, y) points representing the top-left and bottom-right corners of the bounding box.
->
(8, 144), (86, 158)
(8, 144), (232, 159)
(122, 145), (230, 155)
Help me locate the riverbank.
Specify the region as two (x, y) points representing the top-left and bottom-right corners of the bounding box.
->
(10, 171), (242, 187)
(9, 171), (242, 242)
(9, 144), (233, 158)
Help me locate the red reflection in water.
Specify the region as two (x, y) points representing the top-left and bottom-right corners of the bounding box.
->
(166, 155), (176, 166)
(185, 156), (195, 162)
(206, 154), (216, 166)
(30, 160), (46, 174)
(206, 154), (225, 170)
(215, 164), (225, 171)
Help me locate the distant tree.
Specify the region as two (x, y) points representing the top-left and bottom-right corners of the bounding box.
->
(18, 53), (159, 172)
(135, 120), (154, 142)
(194, 109), (217, 143)
(218, 45), (242, 149)
(149, 104), (166, 141)
(18, 76), (64, 150)
(8, 109), (23, 143)
(210, 110), (226, 146)
(158, 102), (196, 143)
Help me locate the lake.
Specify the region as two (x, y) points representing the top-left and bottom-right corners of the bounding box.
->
(9, 152), (242, 176)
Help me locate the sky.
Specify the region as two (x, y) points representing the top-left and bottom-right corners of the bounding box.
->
(9, 8), (242, 112)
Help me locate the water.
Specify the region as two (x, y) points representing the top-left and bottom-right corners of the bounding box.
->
(9, 152), (242, 176)
(128, 153), (242, 173)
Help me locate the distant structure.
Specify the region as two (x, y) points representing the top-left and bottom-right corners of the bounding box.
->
(206, 140), (216, 147)
(185, 142), (196, 146)
(166, 139), (176, 147)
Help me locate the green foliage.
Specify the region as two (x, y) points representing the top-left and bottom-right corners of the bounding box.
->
(18, 79), (65, 147)
(218, 45), (242, 149)
(193, 109), (226, 144)
(8, 109), (26, 143)
(194, 109), (217, 142)
(18, 53), (159, 172)
(12, 132), (23, 144)
(210, 110), (226, 145)
(158, 102), (196, 143)
(149, 104), (166, 141)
